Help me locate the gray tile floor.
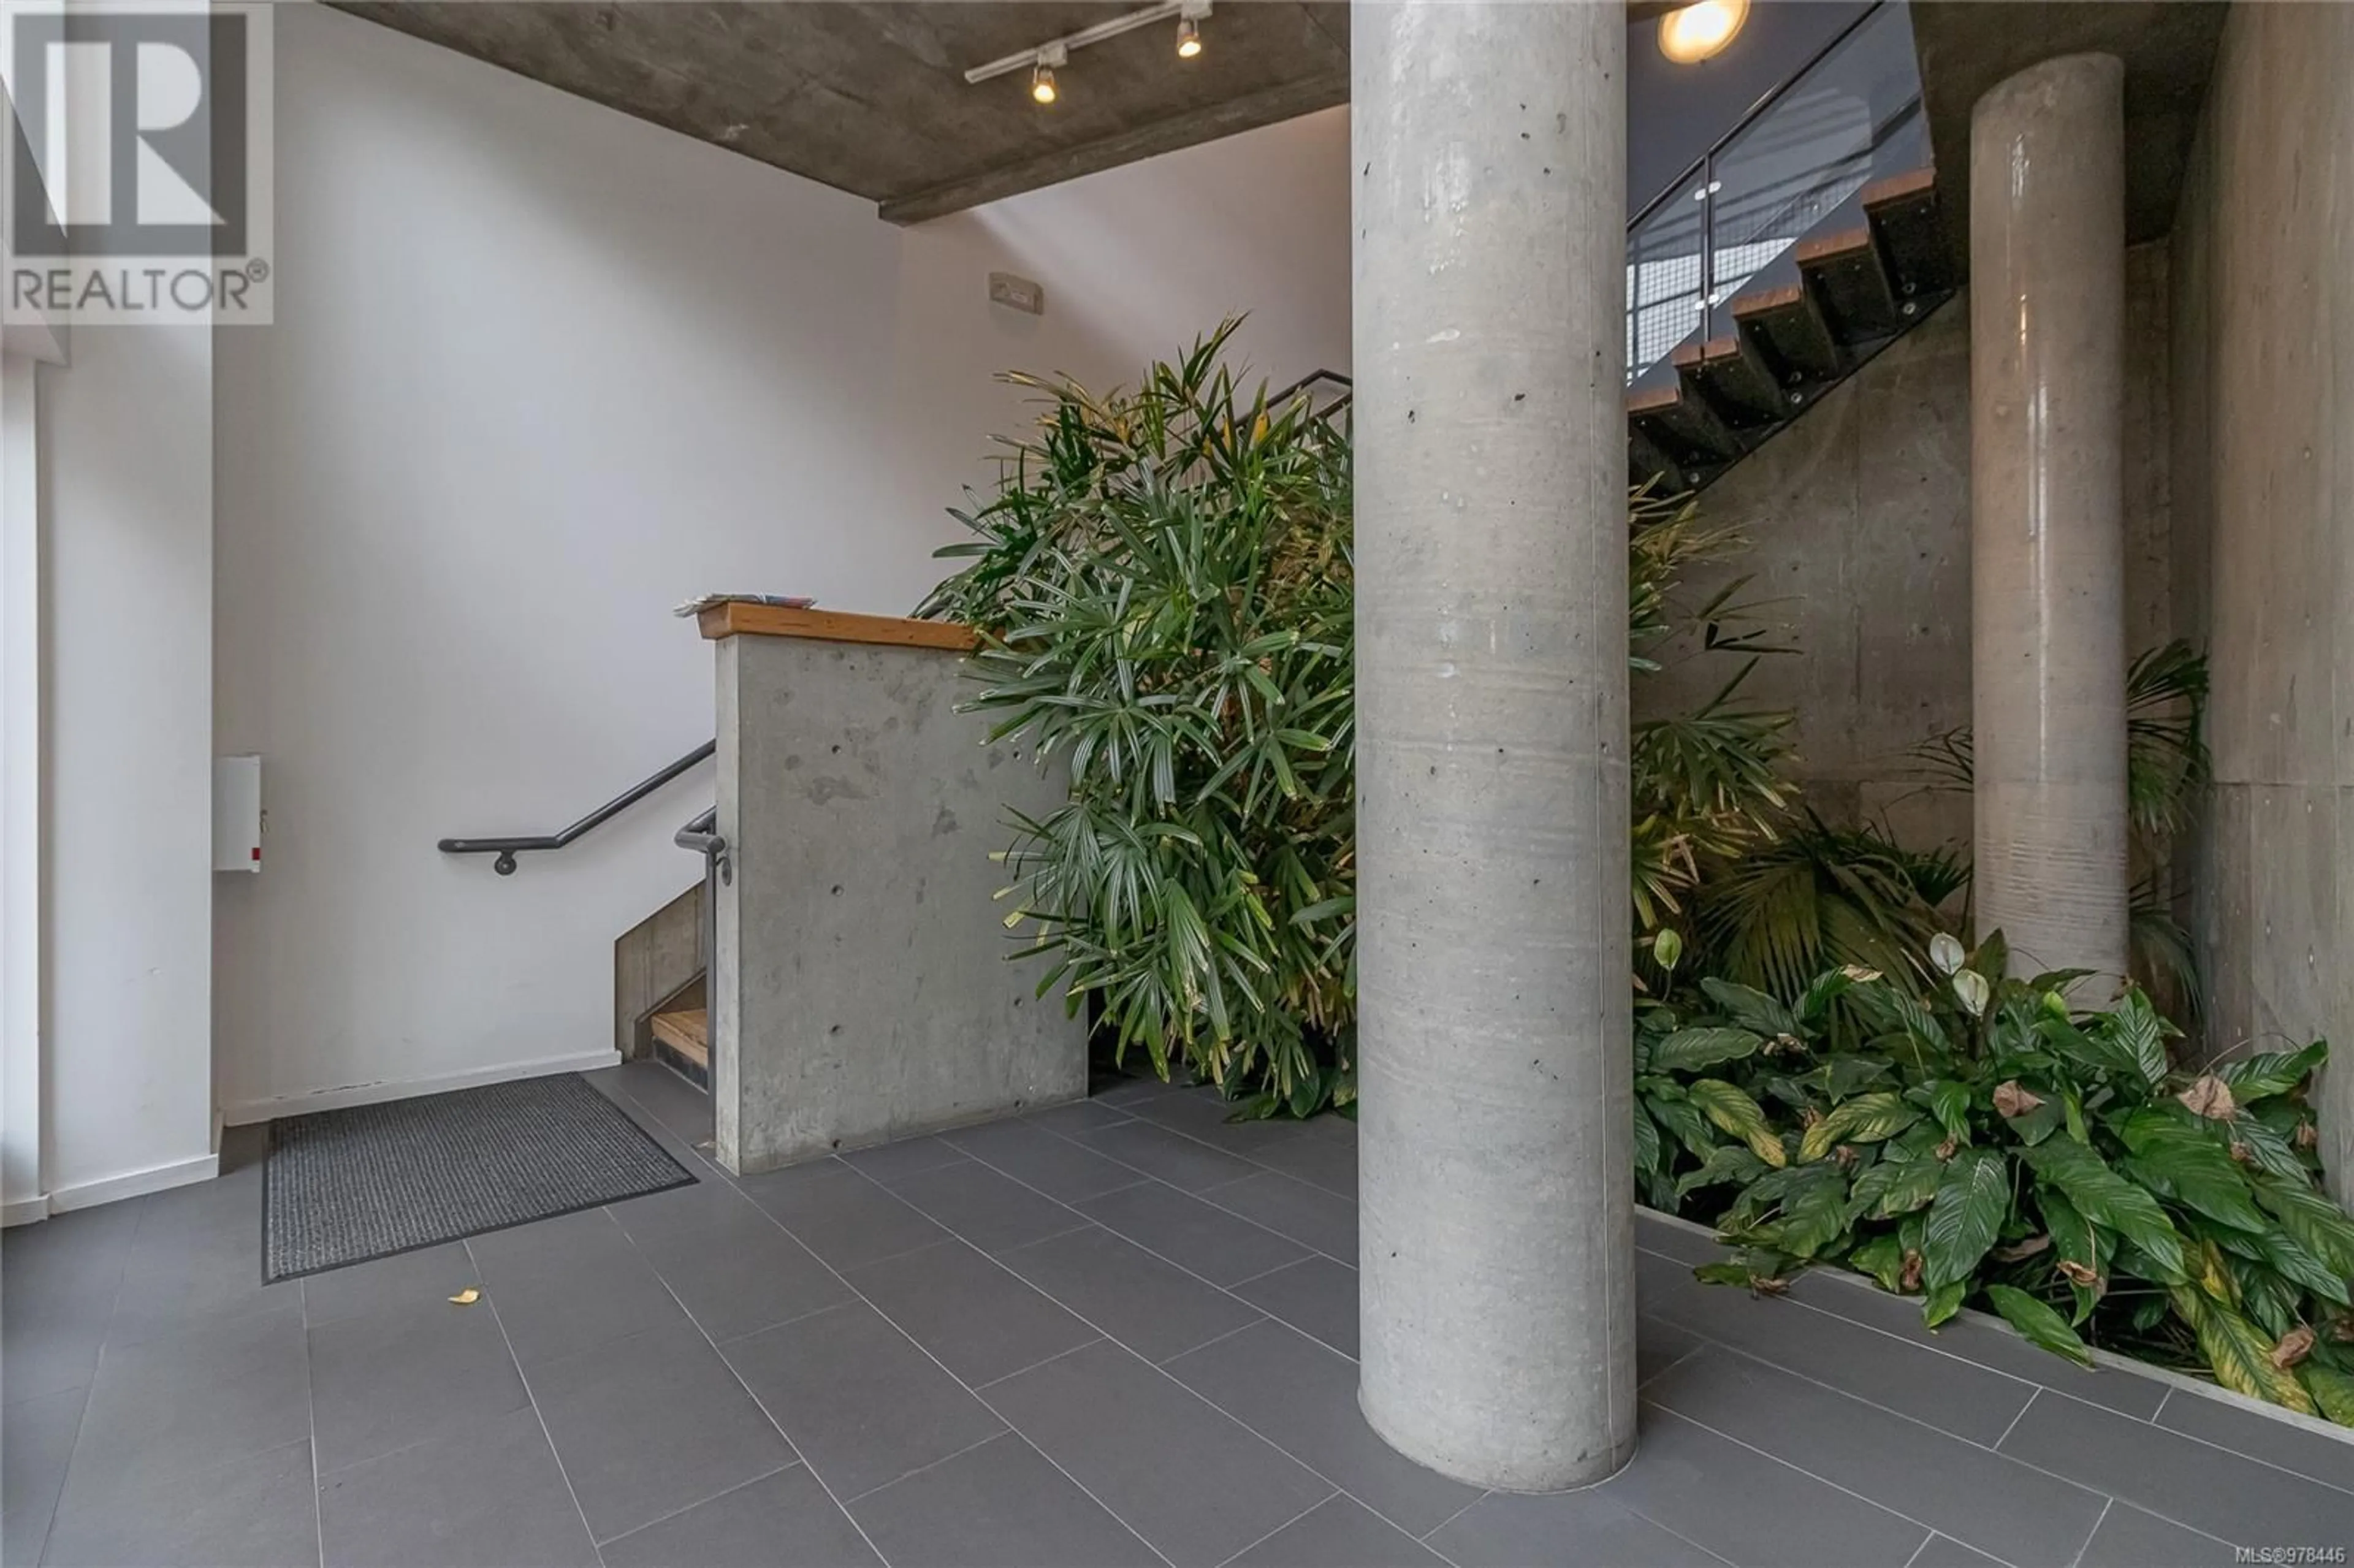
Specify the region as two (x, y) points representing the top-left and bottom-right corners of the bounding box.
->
(7, 1061), (2353, 1567)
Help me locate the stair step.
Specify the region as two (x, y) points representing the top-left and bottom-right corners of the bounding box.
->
(1674, 335), (1786, 426)
(1796, 225), (1902, 343)
(1730, 282), (1842, 386)
(1628, 384), (1741, 488)
(1863, 167), (1951, 300)
(650, 1007), (709, 1068)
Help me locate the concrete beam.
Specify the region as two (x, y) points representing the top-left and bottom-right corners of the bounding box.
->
(1968, 53), (2130, 986)
(880, 70), (1348, 225)
(1352, 0), (1637, 1494)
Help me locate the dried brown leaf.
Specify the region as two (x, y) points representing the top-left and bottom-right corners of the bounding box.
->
(2177, 1075), (2238, 1121)
(1993, 1081), (2045, 1117)
(2271, 1324), (2317, 1371)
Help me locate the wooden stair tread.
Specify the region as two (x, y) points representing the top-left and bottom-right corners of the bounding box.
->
(651, 1008), (709, 1067)
(1862, 167), (1937, 208)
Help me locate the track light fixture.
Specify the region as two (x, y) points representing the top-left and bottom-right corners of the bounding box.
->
(965, 1), (1215, 103)
(1031, 43), (1065, 104)
(1177, 0), (1210, 58)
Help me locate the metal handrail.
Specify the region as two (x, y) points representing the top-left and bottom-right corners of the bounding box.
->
(438, 739), (716, 875)
(1267, 368), (1352, 405)
(674, 805), (728, 883)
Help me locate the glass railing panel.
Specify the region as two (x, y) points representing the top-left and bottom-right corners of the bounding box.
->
(1623, 1), (1929, 385)
(1626, 166), (1710, 387)
(1695, 1), (1924, 346)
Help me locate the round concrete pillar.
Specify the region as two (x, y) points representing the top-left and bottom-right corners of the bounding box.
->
(1351, 0), (1636, 1492)
(1969, 54), (2131, 986)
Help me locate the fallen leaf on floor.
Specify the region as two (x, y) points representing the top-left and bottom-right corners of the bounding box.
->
(448, 1287), (481, 1305)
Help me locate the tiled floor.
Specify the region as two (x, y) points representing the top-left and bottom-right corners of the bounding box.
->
(7, 1061), (2353, 1567)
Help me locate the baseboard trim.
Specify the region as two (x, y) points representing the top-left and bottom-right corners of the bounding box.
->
(2, 1195), (53, 1227)
(218, 1048), (624, 1126)
(48, 1152), (220, 1214)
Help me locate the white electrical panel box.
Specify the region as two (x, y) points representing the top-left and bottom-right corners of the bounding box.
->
(214, 755), (262, 872)
(988, 271), (1045, 316)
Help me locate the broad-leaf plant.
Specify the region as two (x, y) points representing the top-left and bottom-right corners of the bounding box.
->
(1640, 932), (2354, 1423)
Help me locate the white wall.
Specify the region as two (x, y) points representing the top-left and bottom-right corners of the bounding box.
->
(211, 4), (1349, 1119)
(43, 324), (218, 1203)
(1, 356), (42, 1219)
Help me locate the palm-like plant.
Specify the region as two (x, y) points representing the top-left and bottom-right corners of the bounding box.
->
(1668, 641), (2213, 1013)
(1884, 639), (2213, 1015)
(921, 325), (1796, 1113)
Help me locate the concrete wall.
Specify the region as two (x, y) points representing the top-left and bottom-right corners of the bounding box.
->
(2168, 1), (2354, 1202)
(210, 4), (1349, 1124)
(712, 632), (1084, 1173)
(1634, 243), (2174, 853)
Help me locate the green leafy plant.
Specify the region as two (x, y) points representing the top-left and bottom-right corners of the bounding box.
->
(921, 325), (1794, 1114)
(918, 327), (1358, 1116)
(1639, 934), (2354, 1420)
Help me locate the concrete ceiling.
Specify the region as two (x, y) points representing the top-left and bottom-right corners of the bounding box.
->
(330, 1), (1352, 223)
(1909, 1), (2226, 259)
(333, 2), (2229, 241)
(329, 2), (1708, 224)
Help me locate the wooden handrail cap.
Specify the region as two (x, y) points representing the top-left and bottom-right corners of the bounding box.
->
(698, 601), (979, 652)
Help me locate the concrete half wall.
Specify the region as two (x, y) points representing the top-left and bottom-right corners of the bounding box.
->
(712, 626), (1085, 1173)
(2168, 1), (2354, 1205)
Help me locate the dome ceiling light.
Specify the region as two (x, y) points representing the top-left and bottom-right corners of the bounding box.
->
(1659, 0), (1750, 64)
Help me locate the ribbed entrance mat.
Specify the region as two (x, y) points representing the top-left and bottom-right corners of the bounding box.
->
(264, 1073), (695, 1282)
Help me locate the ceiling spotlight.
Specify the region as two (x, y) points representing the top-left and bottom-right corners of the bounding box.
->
(1176, 0), (1209, 58)
(1658, 0), (1748, 64)
(1030, 42), (1067, 104)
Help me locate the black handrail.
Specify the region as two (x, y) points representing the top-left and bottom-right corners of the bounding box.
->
(1268, 368), (1352, 405)
(440, 739), (716, 875)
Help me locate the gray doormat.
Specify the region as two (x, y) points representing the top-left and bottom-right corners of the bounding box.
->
(264, 1073), (695, 1282)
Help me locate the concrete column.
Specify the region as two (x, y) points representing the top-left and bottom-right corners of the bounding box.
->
(1969, 55), (2131, 985)
(1352, 0), (1636, 1492)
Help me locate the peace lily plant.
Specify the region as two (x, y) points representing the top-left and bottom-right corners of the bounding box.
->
(1639, 929), (2354, 1421)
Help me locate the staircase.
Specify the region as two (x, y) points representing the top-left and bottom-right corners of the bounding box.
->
(650, 998), (710, 1087)
(1628, 167), (1954, 493)
(1276, 3), (1948, 501)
